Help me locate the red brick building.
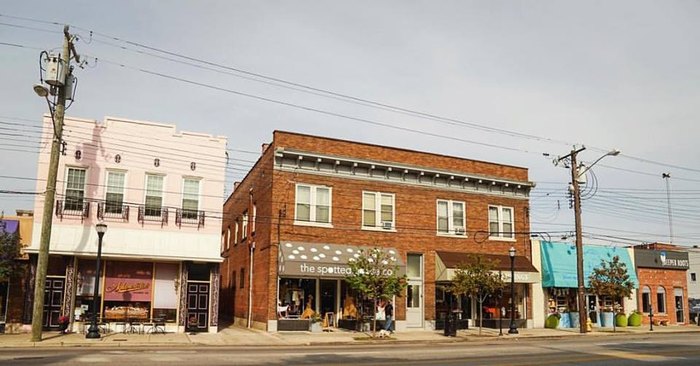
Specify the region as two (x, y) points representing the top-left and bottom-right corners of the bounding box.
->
(219, 131), (536, 331)
(634, 243), (689, 325)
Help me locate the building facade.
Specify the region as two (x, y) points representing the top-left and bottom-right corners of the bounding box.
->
(0, 210), (33, 333)
(25, 115), (226, 333)
(219, 131), (536, 332)
(634, 243), (689, 325)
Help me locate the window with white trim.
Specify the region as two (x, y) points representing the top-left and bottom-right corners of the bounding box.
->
(182, 178), (200, 220)
(252, 203), (257, 233)
(226, 227), (231, 250)
(437, 199), (466, 235)
(488, 205), (514, 239)
(234, 221), (239, 245)
(641, 286), (651, 313)
(241, 212), (248, 240)
(362, 191), (394, 229)
(65, 167), (86, 212)
(144, 174), (164, 217)
(105, 171), (125, 214)
(295, 184), (331, 224)
(657, 286), (666, 313)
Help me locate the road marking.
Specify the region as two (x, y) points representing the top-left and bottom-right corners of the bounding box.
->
(75, 357), (111, 363)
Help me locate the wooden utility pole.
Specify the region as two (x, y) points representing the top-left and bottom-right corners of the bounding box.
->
(568, 147), (588, 334)
(31, 25), (78, 342)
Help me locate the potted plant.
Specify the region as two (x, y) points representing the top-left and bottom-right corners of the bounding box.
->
(558, 308), (571, 328)
(615, 312), (627, 328)
(599, 305), (614, 328)
(545, 313), (560, 329)
(628, 310), (643, 327)
(568, 310), (580, 329)
(309, 313), (322, 333)
(58, 315), (70, 334)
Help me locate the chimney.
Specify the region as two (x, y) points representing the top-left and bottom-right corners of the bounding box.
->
(233, 181), (241, 191)
(261, 143), (270, 154)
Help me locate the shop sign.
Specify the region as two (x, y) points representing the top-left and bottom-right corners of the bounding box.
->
(634, 249), (689, 270)
(104, 261), (153, 301)
(499, 271), (540, 283)
(285, 262), (398, 278)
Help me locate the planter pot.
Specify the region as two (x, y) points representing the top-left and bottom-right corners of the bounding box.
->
(545, 314), (559, 329)
(569, 312), (580, 328)
(558, 313), (571, 328)
(616, 314), (627, 327)
(599, 312), (614, 327)
(309, 322), (322, 333)
(628, 312), (642, 327)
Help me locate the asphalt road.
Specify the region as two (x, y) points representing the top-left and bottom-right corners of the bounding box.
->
(1, 333), (700, 365)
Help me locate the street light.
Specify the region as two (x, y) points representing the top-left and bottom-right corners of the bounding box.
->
(86, 222), (107, 339)
(32, 83), (49, 98)
(508, 246), (518, 335)
(555, 146), (620, 334)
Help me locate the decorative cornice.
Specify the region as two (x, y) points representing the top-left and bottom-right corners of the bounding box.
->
(274, 148), (533, 199)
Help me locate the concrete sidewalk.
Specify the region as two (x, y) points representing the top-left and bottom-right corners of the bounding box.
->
(1, 324), (699, 348)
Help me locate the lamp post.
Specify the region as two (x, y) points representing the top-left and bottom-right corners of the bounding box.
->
(86, 222), (107, 339)
(508, 247), (518, 334)
(555, 147), (620, 334)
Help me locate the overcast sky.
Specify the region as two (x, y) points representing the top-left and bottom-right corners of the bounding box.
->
(1, 1), (699, 247)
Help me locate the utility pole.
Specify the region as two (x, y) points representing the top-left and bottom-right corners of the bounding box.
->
(558, 146), (588, 334)
(662, 173), (673, 244)
(30, 25), (79, 342)
(555, 146), (620, 335)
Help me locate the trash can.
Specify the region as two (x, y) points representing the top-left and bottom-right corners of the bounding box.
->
(444, 313), (457, 337)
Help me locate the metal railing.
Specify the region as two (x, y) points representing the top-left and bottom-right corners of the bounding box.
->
(175, 208), (205, 229)
(55, 199), (90, 221)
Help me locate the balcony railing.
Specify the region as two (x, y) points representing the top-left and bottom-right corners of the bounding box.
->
(55, 199), (90, 221)
(138, 205), (169, 227)
(175, 208), (205, 229)
(97, 202), (130, 222)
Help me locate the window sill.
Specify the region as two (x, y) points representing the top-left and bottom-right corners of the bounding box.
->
(437, 233), (469, 238)
(293, 220), (333, 229)
(488, 236), (516, 242)
(361, 226), (397, 233)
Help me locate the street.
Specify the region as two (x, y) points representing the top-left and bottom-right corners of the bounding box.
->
(1, 333), (700, 365)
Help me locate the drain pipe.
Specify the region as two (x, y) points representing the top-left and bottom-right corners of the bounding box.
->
(247, 188), (254, 329)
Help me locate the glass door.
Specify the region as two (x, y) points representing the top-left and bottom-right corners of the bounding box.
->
(587, 294), (598, 324)
(675, 288), (684, 323)
(406, 254), (423, 328)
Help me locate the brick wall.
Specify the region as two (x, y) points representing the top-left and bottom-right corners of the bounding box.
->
(637, 267), (689, 325)
(220, 131), (532, 329)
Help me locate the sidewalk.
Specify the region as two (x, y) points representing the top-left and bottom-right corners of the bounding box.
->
(1, 324), (699, 348)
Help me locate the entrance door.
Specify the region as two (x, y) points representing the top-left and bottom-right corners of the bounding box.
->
(43, 277), (65, 329)
(320, 280), (336, 321)
(406, 253), (423, 328)
(587, 294), (598, 324)
(675, 288), (684, 323)
(187, 282), (209, 332)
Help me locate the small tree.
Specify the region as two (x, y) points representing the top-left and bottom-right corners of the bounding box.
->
(449, 256), (503, 336)
(0, 221), (22, 281)
(345, 247), (407, 337)
(588, 255), (635, 332)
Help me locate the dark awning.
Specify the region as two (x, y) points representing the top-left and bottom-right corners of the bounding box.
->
(436, 251), (540, 283)
(0, 220), (19, 235)
(278, 242), (406, 279)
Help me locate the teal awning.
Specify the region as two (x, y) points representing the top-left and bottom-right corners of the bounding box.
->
(540, 241), (639, 288)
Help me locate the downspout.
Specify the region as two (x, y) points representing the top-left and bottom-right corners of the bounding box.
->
(247, 188), (254, 328)
(275, 207), (286, 329)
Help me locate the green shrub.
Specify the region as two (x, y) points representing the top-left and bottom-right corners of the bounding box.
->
(545, 314), (560, 329)
(628, 311), (642, 327)
(615, 313), (627, 327)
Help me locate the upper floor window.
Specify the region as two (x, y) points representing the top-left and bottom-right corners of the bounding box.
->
(437, 200), (466, 236)
(362, 191), (394, 230)
(692, 273), (697, 282)
(65, 167), (86, 212)
(295, 184), (331, 225)
(105, 171), (125, 214)
(252, 203), (257, 233)
(226, 227), (231, 250)
(241, 211), (249, 240)
(488, 205), (514, 240)
(234, 221), (239, 245)
(182, 178), (200, 219)
(145, 174), (164, 217)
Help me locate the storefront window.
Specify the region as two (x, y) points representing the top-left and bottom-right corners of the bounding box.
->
(500, 284), (526, 319)
(153, 263), (179, 323)
(546, 288), (577, 314)
(657, 287), (666, 313)
(0, 281), (8, 323)
(75, 259), (101, 321)
(435, 284), (471, 322)
(641, 286), (651, 313)
(278, 278), (316, 318)
(103, 261), (153, 321)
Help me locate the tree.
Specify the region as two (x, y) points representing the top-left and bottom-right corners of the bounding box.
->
(588, 255), (635, 332)
(449, 256), (503, 336)
(345, 247), (407, 337)
(0, 221), (22, 281)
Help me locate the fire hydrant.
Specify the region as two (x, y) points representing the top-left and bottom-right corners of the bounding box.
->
(586, 317), (592, 332)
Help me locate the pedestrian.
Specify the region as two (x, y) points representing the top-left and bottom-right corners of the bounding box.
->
(384, 299), (394, 333)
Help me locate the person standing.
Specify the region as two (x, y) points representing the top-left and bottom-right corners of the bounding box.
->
(384, 299), (394, 333)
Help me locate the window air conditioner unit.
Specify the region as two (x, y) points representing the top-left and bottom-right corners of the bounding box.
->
(454, 228), (465, 235)
(382, 221), (393, 230)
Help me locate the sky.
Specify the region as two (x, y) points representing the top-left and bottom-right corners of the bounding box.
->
(1, 0), (699, 247)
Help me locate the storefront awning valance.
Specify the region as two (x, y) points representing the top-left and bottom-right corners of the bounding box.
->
(435, 251), (540, 283)
(540, 241), (639, 288)
(278, 242), (406, 279)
